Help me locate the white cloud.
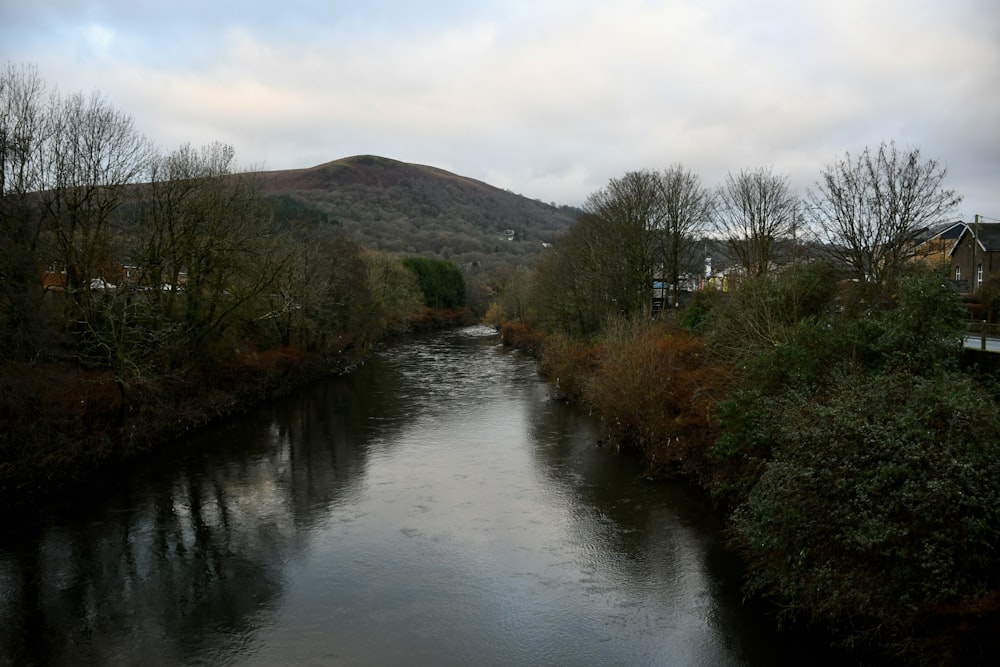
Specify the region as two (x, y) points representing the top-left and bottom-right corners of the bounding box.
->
(2, 0), (998, 216)
(83, 23), (114, 53)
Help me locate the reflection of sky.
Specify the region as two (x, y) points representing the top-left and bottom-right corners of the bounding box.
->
(240, 346), (749, 665)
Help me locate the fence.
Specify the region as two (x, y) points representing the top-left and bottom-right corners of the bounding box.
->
(965, 320), (1000, 351)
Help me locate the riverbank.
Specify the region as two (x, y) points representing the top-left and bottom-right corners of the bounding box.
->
(0, 308), (477, 510)
(0, 325), (836, 665)
(496, 316), (1000, 666)
(0, 346), (354, 509)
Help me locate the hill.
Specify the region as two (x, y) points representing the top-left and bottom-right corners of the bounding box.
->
(261, 155), (580, 272)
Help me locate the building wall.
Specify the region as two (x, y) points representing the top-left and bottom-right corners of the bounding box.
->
(950, 235), (1000, 293)
(914, 237), (953, 272)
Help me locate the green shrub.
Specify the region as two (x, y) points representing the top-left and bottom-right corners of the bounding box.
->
(402, 256), (467, 309)
(731, 369), (1000, 654)
(679, 288), (724, 333)
(709, 388), (775, 508)
(876, 270), (966, 373)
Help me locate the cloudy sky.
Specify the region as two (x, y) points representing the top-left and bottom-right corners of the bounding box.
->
(3, 0), (999, 219)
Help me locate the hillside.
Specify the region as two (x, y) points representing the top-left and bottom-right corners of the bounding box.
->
(261, 155), (580, 272)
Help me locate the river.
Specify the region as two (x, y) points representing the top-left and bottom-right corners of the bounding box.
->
(0, 325), (840, 665)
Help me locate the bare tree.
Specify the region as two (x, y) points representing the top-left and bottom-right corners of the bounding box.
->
(529, 166), (712, 334)
(808, 140), (961, 286)
(529, 212), (614, 336)
(135, 142), (286, 350)
(0, 62), (49, 360)
(657, 164), (712, 306)
(38, 89), (153, 304)
(0, 62), (46, 199)
(713, 167), (797, 279)
(361, 249), (423, 336)
(585, 169), (664, 317)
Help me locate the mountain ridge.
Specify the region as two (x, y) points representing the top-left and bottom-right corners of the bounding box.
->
(260, 154), (580, 272)
(264, 154), (503, 193)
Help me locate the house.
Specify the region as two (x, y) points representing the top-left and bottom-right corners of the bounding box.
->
(40, 261), (187, 294)
(41, 262), (124, 293)
(949, 222), (1000, 294)
(912, 220), (966, 273)
(41, 263), (67, 291)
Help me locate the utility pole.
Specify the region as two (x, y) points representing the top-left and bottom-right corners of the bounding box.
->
(791, 207), (798, 268)
(973, 214), (980, 294)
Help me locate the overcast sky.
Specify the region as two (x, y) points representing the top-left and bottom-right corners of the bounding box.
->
(3, 0), (999, 220)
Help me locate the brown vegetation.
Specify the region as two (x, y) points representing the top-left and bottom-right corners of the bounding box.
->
(516, 317), (728, 481)
(498, 320), (545, 355)
(583, 319), (728, 479)
(0, 340), (365, 506)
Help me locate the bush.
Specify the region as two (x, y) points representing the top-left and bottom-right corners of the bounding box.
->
(876, 270), (966, 373)
(679, 288), (724, 333)
(537, 332), (599, 402)
(402, 256), (467, 309)
(709, 388), (776, 509)
(584, 318), (727, 477)
(731, 369), (1000, 656)
(701, 263), (842, 368)
(498, 320), (545, 355)
(708, 270), (967, 504)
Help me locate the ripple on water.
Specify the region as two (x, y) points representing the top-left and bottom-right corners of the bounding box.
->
(0, 325), (819, 667)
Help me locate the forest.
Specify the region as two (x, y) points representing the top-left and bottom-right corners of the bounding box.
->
(488, 160), (1000, 663)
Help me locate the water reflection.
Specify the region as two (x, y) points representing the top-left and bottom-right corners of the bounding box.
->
(0, 348), (398, 665)
(1, 326), (818, 666)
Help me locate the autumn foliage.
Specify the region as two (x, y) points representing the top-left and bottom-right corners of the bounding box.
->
(582, 319), (727, 478)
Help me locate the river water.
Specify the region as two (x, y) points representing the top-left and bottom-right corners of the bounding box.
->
(1, 326), (836, 665)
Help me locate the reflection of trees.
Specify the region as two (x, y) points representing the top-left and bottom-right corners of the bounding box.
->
(0, 347), (419, 665)
(523, 391), (751, 639)
(0, 327), (821, 664)
(272, 354), (415, 518)
(0, 462), (290, 664)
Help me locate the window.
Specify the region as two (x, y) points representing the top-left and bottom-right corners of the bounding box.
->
(955, 266), (962, 281)
(978, 263), (984, 288)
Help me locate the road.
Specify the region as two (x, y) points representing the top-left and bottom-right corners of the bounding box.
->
(963, 335), (1000, 353)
